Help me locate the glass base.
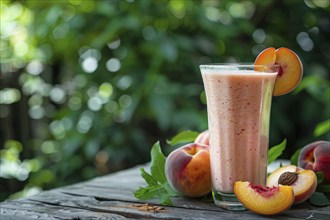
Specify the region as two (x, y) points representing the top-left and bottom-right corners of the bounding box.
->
(213, 191), (246, 211)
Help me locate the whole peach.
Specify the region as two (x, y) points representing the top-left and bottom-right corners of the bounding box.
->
(298, 141), (330, 184)
(165, 143), (211, 197)
(194, 130), (209, 146)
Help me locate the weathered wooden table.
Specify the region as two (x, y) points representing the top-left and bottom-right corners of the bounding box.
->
(1, 163), (329, 219)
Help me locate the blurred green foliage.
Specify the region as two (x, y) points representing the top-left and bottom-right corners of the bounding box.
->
(0, 0), (329, 201)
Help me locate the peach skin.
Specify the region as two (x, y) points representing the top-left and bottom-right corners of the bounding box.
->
(165, 143), (211, 197)
(298, 141), (330, 184)
(194, 130), (209, 146)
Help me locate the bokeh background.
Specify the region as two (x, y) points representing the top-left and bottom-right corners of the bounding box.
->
(1, 0), (329, 201)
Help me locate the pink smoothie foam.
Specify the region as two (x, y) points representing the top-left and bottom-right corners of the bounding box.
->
(202, 69), (277, 193)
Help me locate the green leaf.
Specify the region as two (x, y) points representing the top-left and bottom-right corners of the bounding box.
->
(150, 141), (167, 184)
(290, 148), (301, 166)
(134, 187), (150, 200)
(313, 119), (330, 137)
(309, 191), (330, 207)
(163, 181), (180, 197)
(134, 141), (177, 206)
(157, 188), (174, 206)
(134, 185), (163, 200)
(268, 139), (286, 164)
(133, 183), (177, 206)
(167, 130), (199, 146)
(316, 171), (324, 185)
(140, 168), (158, 186)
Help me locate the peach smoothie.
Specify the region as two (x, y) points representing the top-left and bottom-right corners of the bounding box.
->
(200, 64), (278, 210)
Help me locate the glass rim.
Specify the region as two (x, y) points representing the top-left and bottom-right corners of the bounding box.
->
(199, 63), (280, 69)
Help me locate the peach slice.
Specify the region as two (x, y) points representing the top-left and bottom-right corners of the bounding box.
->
(267, 165), (317, 204)
(255, 47), (303, 96)
(234, 181), (294, 215)
(255, 47), (276, 65)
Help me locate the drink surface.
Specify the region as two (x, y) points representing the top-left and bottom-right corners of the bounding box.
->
(202, 70), (277, 193)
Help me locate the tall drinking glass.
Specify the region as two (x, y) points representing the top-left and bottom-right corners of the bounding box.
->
(200, 64), (279, 210)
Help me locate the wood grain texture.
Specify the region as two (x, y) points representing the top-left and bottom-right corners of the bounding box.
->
(1, 163), (329, 220)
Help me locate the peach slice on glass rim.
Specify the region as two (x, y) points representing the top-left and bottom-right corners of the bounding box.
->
(234, 181), (294, 215)
(255, 47), (303, 96)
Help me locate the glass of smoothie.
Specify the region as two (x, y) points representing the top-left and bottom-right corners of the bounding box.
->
(199, 63), (280, 210)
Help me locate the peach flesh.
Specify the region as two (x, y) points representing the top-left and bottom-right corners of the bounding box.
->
(254, 47), (276, 65)
(267, 165), (317, 204)
(267, 165), (297, 187)
(254, 47), (303, 96)
(249, 184), (279, 198)
(290, 170), (317, 204)
(273, 47), (303, 96)
(234, 181), (294, 215)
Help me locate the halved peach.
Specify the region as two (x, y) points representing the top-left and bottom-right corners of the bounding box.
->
(267, 165), (317, 204)
(266, 165), (299, 187)
(255, 47), (303, 96)
(234, 181), (294, 215)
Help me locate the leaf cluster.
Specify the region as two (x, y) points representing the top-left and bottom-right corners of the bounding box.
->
(134, 142), (179, 205)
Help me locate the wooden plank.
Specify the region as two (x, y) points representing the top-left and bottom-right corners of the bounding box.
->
(59, 184), (226, 212)
(3, 195), (328, 220)
(24, 185), (329, 220)
(1, 163), (329, 219)
(84, 164), (147, 188)
(57, 164), (330, 216)
(56, 163), (147, 193)
(13, 190), (298, 220)
(0, 199), (127, 220)
(57, 185), (330, 218)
